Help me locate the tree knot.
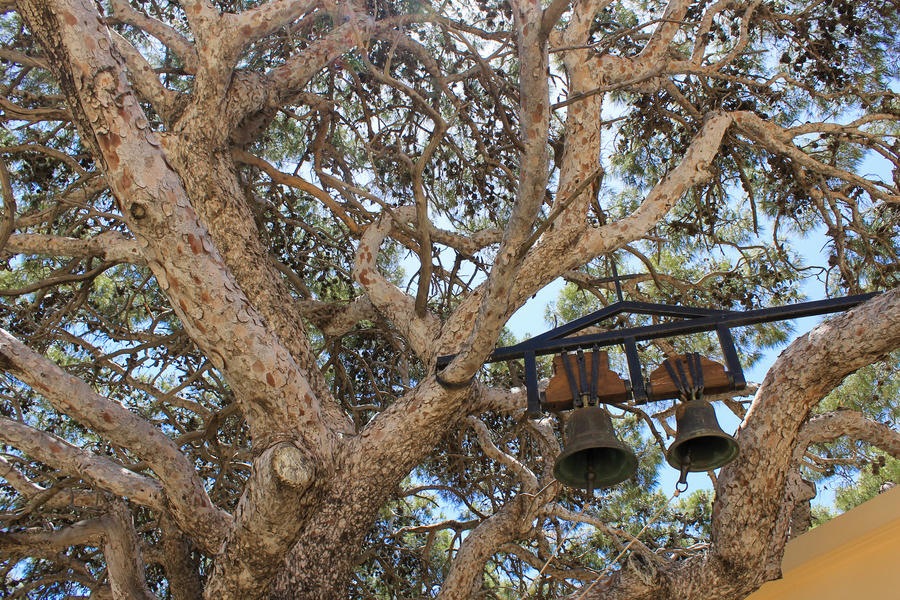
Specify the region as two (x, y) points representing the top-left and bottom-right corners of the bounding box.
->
(270, 441), (314, 490)
(129, 203), (147, 220)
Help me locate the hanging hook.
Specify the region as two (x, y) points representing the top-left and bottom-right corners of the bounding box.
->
(686, 352), (705, 399)
(576, 349), (590, 407)
(676, 467), (690, 493)
(561, 352), (582, 409)
(664, 357), (692, 401)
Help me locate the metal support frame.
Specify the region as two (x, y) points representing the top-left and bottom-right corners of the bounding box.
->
(436, 292), (879, 410)
(716, 325), (746, 390)
(623, 336), (646, 403)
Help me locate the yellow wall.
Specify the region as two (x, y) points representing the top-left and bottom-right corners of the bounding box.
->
(746, 484), (900, 600)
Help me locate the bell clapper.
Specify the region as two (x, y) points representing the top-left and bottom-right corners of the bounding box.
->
(586, 465), (596, 497)
(676, 450), (692, 493)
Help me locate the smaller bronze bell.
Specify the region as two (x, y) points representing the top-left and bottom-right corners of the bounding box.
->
(666, 399), (739, 472)
(554, 406), (638, 492)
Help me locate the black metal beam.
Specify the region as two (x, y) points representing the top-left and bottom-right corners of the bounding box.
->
(435, 293), (878, 367)
(478, 300), (730, 354)
(624, 336), (647, 402)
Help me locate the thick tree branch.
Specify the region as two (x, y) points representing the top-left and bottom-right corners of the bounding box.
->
(0, 455), (44, 499)
(0, 455), (102, 510)
(1, 516), (108, 555)
(438, 112), (733, 363)
(410, 126), (447, 318)
(109, 30), (181, 123)
(108, 0), (198, 71)
(689, 0), (737, 64)
(711, 287), (900, 583)
(224, 0), (320, 57)
(547, 0), (616, 231)
(0, 95), (71, 123)
(573, 0), (690, 93)
(438, 0), (550, 383)
(576, 112), (732, 258)
(437, 480), (557, 600)
(18, 0), (336, 452)
(272, 379), (469, 596)
(167, 147), (352, 440)
(104, 503), (157, 600)
(435, 495), (534, 600)
(638, 0), (691, 65)
(429, 226), (503, 257)
(295, 296), (377, 337)
(797, 410), (900, 459)
(4, 232), (144, 263)
(0, 416), (166, 511)
(260, 12), (375, 112)
(541, 0), (571, 38)
(470, 383), (528, 416)
(353, 207), (440, 361)
(783, 472), (817, 539)
(159, 516), (204, 600)
(4, 506), (159, 599)
(0, 157), (15, 252)
(0, 47), (49, 69)
(170, 0), (218, 48)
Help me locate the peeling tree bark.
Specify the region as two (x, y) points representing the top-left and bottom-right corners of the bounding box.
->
(104, 503), (157, 600)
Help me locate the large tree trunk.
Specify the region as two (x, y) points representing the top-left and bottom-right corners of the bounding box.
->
(270, 378), (470, 598)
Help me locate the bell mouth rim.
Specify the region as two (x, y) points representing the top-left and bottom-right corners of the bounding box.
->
(664, 436), (740, 472)
(553, 447), (639, 490)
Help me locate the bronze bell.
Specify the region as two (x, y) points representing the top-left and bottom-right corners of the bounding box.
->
(554, 406), (638, 492)
(666, 399), (739, 472)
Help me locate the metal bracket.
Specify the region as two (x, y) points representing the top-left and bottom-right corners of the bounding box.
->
(561, 352), (581, 408)
(624, 336), (647, 403)
(663, 352), (705, 401)
(717, 325), (746, 390)
(435, 369), (475, 390)
(524, 352), (541, 418)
